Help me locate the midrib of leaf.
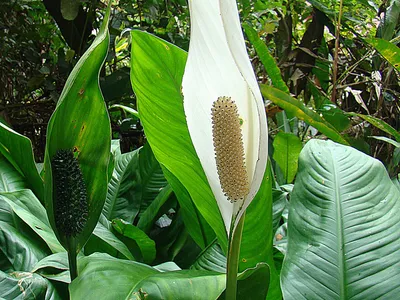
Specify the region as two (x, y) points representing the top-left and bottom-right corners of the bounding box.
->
(332, 154), (347, 299)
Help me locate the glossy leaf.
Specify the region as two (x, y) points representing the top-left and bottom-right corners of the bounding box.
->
(261, 85), (349, 145)
(0, 155), (26, 193)
(43, 5), (111, 253)
(88, 221), (135, 260)
(70, 252), (225, 300)
(162, 167), (215, 249)
(281, 139), (400, 299)
(347, 112), (400, 142)
(103, 148), (140, 223)
(0, 189), (63, 253)
(130, 30), (227, 249)
(0, 123), (43, 200)
(136, 184), (174, 233)
(239, 162), (281, 299)
(367, 38), (400, 72)
(0, 270), (61, 300)
(243, 24), (289, 94)
(112, 219), (156, 263)
(0, 221), (48, 271)
(273, 132), (303, 183)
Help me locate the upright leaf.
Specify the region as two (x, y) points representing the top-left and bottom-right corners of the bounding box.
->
(281, 140), (400, 299)
(44, 5), (111, 256)
(0, 123), (43, 200)
(130, 30), (227, 249)
(272, 132), (303, 183)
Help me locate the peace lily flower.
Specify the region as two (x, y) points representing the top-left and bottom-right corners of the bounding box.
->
(182, 0), (268, 235)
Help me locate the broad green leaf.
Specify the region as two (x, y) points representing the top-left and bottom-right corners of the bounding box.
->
(0, 189), (63, 253)
(104, 144), (168, 224)
(243, 24), (289, 94)
(103, 148), (140, 222)
(71, 253), (226, 300)
(68, 253), (155, 299)
(137, 143), (169, 216)
(261, 85), (349, 145)
(128, 270), (225, 299)
(130, 30), (227, 249)
(239, 162), (281, 299)
(0, 155), (26, 192)
(236, 263), (270, 300)
(273, 132), (303, 183)
(0, 123), (43, 200)
(33, 252), (69, 273)
(33, 252), (71, 284)
(162, 167), (215, 249)
(367, 38), (400, 72)
(191, 241), (226, 273)
(87, 221), (134, 260)
(281, 139), (400, 299)
(0, 270), (62, 300)
(347, 112), (400, 142)
(0, 221), (48, 271)
(112, 219), (156, 264)
(43, 5), (111, 253)
(136, 184), (174, 233)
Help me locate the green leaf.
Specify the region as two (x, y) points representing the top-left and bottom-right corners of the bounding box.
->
(43, 5), (111, 253)
(191, 241), (226, 273)
(130, 30), (227, 249)
(87, 221), (135, 260)
(239, 162), (281, 300)
(281, 139), (400, 299)
(136, 184), (174, 233)
(72, 253), (226, 299)
(128, 270), (225, 299)
(0, 154), (27, 192)
(243, 24), (289, 94)
(60, 0), (80, 21)
(367, 38), (400, 72)
(0, 270), (62, 300)
(0, 123), (43, 200)
(369, 136), (400, 147)
(348, 112), (400, 142)
(137, 143), (169, 216)
(236, 263), (270, 300)
(0, 221), (48, 271)
(261, 85), (349, 145)
(111, 219), (156, 264)
(309, 84), (350, 132)
(103, 148), (140, 222)
(68, 253), (154, 299)
(272, 132), (303, 183)
(162, 167), (215, 249)
(32, 252), (71, 284)
(0, 189), (64, 253)
(109, 104), (139, 118)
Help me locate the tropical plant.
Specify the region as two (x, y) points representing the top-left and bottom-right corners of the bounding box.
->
(1, 0), (400, 299)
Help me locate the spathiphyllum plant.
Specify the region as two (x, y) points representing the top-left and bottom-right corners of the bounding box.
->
(182, 0), (268, 298)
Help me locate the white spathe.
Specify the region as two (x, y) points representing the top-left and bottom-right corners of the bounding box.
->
(182, 0), (268, 234)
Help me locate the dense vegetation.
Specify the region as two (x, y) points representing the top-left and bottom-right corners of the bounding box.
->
(0, 0), (399, 299)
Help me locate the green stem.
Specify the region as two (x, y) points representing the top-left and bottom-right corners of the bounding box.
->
(67, 239), (78, 281)
(226, 213), (246, 300)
